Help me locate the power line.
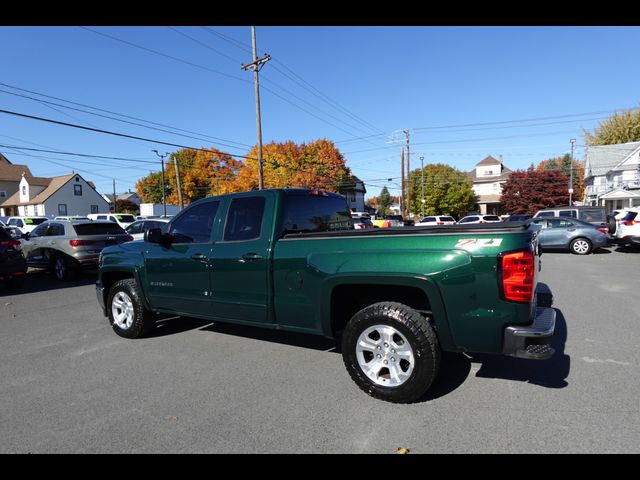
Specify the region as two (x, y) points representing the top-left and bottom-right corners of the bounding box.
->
(0, 81), (253, 149)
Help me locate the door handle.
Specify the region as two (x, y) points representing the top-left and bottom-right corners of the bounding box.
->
(240, 252), (263, 263)
(190, 253), (209, 263)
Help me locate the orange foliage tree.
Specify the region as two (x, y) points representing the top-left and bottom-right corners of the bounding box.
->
(235, 139), (352, 192)
(136, 147), (242, 205)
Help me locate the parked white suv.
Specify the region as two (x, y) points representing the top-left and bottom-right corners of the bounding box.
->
(612, 208), (640, 247)
(415, 215), (457, 226)
(87, 213), (136, 229)
(457, 214), (502, 224)
(6, 216), (49, 234)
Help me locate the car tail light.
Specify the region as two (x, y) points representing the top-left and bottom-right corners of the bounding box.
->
(0, 239), (22, 251)
(623, 220), (639, 226)
(69, 239), (96, 247)
(437, 222), (444, 225)
(596, 227), (608, 234)
(499, 248), (535, 303)
(123, 235), (134, 242)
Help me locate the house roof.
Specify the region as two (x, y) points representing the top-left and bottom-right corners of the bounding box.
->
(0, 159), (34, 182)
(475, 155), (502, 167)
(585, 142), (640, 178)
(27, 176), (53, 187)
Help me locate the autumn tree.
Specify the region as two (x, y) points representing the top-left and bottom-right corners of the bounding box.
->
(136, 147), (242, 205)
(235, 139), (351, 192)
(115, 199), (139, 215)
(584, 108), (640, 145)
(537, 154), (585, 200)
(501, 167), (570, 214)
(407, 163), (476, 218)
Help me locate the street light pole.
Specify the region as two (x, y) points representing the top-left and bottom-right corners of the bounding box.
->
(569, 138), (576, 205)
(153, 150), (169, 217)
(420, 156), (425, 217)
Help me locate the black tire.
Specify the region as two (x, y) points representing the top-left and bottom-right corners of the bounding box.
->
(607, 215), (617, 235)
(53, 254), (78, 281)
(570, 237), (592, 255)
(341, 301), (440, 403)
(107, 278), (156, 339)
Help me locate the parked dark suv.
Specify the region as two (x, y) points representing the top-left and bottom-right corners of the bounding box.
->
(0, 227), (27, 288)
(21, 220), (133, 280)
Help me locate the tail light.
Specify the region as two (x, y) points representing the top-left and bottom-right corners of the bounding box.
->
(0, 239), (22, 251)
(69, 239), (96, 247)
(123, 235), (134, 242)
(596, 227), (608, 234)
(623, 220), (639, 226)
(437, 222), (444, 225)
(499, 248), (535, 303)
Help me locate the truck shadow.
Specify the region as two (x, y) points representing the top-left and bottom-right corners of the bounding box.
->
(423, 307), (570, 402)
(0, 269), (97, 297)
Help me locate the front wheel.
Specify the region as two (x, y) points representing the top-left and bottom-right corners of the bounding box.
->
(107, 279), (156, 338)
(570, 237), (592, 255)
(341, 302), (440, 403)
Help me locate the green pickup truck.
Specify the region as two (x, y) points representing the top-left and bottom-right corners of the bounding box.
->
(96, 188), (555, 403)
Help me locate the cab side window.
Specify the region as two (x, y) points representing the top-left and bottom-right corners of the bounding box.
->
(29, 223), (49, 237)
(46, 223), (65, 236)
(170, 201), (220, 244)
(223, 197), (265, 242)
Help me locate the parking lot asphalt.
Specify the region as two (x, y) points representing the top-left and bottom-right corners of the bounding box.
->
(1, 247), (639, 454)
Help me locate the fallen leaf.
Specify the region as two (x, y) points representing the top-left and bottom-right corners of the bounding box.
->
(395, 447), (410, 454)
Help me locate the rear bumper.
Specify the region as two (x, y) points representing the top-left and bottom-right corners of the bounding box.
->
(0, 257), (27, 279)
(503, 306), (556, 360)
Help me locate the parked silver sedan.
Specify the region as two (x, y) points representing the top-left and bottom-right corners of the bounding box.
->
(526, 217), (609, 255)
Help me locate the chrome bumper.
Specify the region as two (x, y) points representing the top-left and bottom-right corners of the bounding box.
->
(503, 306), (556, 360)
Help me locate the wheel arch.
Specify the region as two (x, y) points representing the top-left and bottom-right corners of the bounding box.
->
(323, 275), (455, 350)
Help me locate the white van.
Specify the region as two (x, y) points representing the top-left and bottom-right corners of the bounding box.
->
(87, 213), (136, 229)
(6, 216), (49, 234)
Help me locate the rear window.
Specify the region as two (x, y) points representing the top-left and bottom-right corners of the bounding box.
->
(559, 210), (577, 218)
(579, 208), (605, 222)
(622, 212), (638, 222)
(440, 216), (455, 222)
(73, 223), (126, 235)
(280, 193), (353, 235)
(484, 215), (501, 221)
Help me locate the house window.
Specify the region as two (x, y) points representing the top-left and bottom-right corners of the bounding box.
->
(74, 184), (82, 196)
(90, 205), (99, 214)
(58, 204), (68, 216)
(22, 186), (26, 195)
(348, 191), (356, 202)
(0, 190), (6, 198)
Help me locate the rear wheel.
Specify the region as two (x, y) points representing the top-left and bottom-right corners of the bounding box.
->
(570, 237), (592, 255)
(107, 279), (156, 338)
(341, 302), (440, 403)
(607, 215), (617, 235)
(53, 254), (78, 281)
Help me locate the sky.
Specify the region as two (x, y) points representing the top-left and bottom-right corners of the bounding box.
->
(0, 25), (639, 199)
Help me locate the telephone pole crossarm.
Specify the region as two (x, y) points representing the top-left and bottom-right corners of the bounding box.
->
(241, 54), (272, 72)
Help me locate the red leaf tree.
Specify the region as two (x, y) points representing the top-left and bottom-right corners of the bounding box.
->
(501, 167), (571, 214)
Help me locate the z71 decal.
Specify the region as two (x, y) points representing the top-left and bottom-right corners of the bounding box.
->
(455, 238), (504, 248)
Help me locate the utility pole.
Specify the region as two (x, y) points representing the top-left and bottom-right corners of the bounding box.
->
(112, 179), (116, 213)
(173, 155), (184, 210)
(401, 147), (405, 217)
(241, 26), (271, 190)
(404, 129), (411, 219)
(420, 155), (425, 218)
(569, 138), (576, 206)
(153, 150), (169, 217)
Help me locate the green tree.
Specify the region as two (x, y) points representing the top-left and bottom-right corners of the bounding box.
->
(538, 154), (585, 200)
(407, 163), (476, 219)
(584, 108), (640, 145)
(376, 186), (394, 215)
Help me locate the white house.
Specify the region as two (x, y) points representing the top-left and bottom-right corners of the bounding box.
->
(584, 141), (640, 211)
(340, 175), (367, 213)
(0, 173), (110, 217)
(467, 155), (512, 214)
